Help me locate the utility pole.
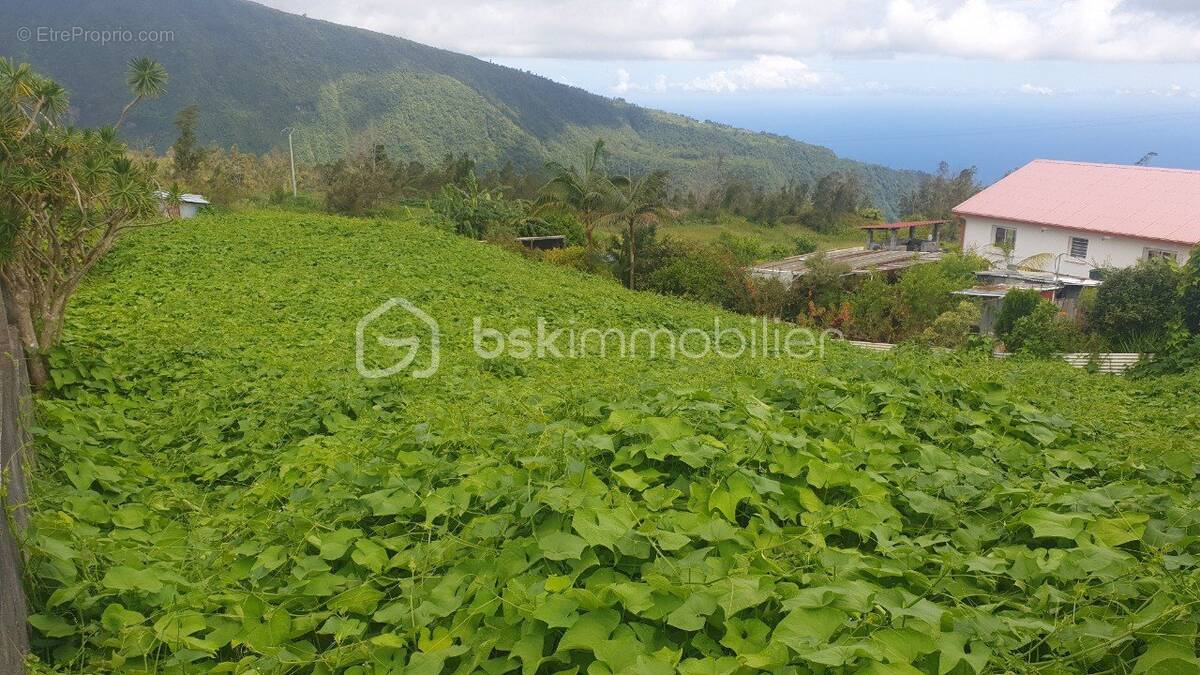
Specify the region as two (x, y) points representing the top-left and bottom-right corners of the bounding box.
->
(282, 127), (297, 197)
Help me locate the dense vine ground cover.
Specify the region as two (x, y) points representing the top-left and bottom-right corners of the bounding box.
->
(21, 210), (1200, 673)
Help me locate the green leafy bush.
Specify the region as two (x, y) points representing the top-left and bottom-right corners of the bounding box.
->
(995, 288), (1044, 339)
(644, 240), (752, 313)
(847, 255), (986, 342)
(789, 252), (851, 318)
(917, 300), (982, 348)
(847, 274), (896, 341)
(747, 276), (792, 318)
(1131, 335), (1200, 377)
(1004, 301), (1086, 357)
(318, 145), (399, 215)
(1089, 261), (1181, 351)
(792, 234), (818, 255)
(543, 245), (614, 277)
(1181, 246), (1200, 335)
(712, 231), (766, 265)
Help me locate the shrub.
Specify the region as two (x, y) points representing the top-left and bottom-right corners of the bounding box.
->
(1090, 260), (1181, 351)
(747, 277), (792, 318)
(765, 243), (794, 260)
(644, 240), (752, 312)
(543, 246), (614, 277)
(995, 289), (1044, 339)
(1005, 301), (1085, 357)
(892, 259), (976, 337)
(1182, 246), (1200, 334)
(848, 274), (897, 342)
(918, 301), (982, 348)
(1074, 287), (1099, 334)
(268, 189), (321, 211)
(846, 255), (986, 343)
(535, 210), (587, 246)
(793, 234), (818, 255)
(318, 146), (398, 215)
(713, 231), (765, 265)
(1132, 335), (1200, 377)
(789, 252), (850, 320)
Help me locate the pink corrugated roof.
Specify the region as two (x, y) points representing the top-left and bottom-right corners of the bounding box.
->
(953, 160), (1200, 246)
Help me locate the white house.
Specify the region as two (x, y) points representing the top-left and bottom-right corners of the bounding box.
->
(954, 160), (1199, 276)
(154, 191), (210, 219)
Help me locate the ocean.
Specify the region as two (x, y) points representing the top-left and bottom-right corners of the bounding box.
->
(633, 94), (1200, 183)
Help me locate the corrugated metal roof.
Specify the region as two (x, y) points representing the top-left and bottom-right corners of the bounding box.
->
(954, 281), (1061, 298)
(752, 247), (943, 278)
(153, 191), (210, 205)
(953, 159), (1200, 246)
(859, 220), (949, 230)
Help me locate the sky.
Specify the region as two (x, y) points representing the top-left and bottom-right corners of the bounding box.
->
(257, 0), (1200, 180)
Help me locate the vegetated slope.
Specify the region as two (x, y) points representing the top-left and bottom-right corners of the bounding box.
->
(22, 209), (1200, 672)
(0, 0), (923, 216)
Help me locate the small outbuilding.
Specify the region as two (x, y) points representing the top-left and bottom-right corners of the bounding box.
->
(154, 191), (210, 219)
(751, 219), (947, 285)
(954, 269), (1101, 334)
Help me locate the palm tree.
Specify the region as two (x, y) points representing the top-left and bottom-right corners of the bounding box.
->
(539, 139), (610, 250)
(997, 238), (1060, 273)
(115, 57), (167, 130)
(599, 170), (669, 290)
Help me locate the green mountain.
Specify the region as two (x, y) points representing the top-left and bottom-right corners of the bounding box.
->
(0, 0), (924, 215)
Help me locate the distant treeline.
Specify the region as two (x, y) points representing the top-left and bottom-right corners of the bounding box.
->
(149, 105), (980, 234)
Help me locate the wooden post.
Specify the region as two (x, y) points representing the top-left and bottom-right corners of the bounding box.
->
(0, 279), (31, 673)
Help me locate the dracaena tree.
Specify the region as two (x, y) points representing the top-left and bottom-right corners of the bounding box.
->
(115, 56), (167, 130)
(1, 58), (169, 389)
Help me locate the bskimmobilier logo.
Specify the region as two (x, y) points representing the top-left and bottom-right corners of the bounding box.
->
(356, 297), (839, 380)
(355, 298), (440, 379)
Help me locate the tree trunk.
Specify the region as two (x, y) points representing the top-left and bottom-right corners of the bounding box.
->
(7, 289), (49, 391)
(114, 95), (140, 130)
(582, 212), (596, 252)
(627, 220), (636, 290)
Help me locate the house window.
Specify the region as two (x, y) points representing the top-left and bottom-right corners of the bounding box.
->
(1145, 248), (1177, 262)
(993, 226), (1016, 247)
(1068, 236), (1089, 259)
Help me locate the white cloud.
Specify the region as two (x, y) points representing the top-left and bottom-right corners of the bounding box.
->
(684, 56), (823, 92)
(612, 68), (636, 94)
(610, 56), (824, 94)
(259, 0), (1200, 63)
(1019, 83), (1055, 95)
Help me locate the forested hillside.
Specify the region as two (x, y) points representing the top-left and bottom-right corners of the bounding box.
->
(0, 0), (924, 215)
